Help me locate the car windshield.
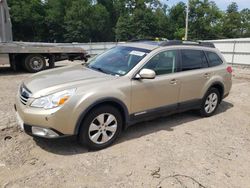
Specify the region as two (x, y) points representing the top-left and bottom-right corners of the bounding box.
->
(86, 46), (150, 76)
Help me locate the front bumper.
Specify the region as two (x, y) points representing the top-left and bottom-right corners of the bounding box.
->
(14, 104), (65, 138)
(23, 124), (63, 138)
(14, 89), (79, 137)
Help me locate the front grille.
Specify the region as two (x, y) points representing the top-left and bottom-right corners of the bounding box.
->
(19, 84), (32, 105)
(20, 94), (29, 105)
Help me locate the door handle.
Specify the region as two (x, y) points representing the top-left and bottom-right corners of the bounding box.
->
(170, 79), (177, 85)
(203, 73), (210, 78)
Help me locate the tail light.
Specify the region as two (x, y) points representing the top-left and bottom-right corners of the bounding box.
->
(227, 66), (232, 73)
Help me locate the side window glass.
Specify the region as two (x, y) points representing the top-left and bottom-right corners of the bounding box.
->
(143, 50), (178, 75)
(206, 51), (223, 67)
(181, 49), (208, 71)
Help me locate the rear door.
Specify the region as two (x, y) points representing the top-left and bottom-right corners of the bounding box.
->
(178, 49), (211, 105)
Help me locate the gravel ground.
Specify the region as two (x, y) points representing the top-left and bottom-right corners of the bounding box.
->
(0, 62), (250, 188)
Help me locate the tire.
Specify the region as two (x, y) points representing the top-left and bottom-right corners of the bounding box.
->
(24, 54), (46, 73)
(48, 55), (55, 69)
(199, 88), (220, 117)
(78, 105), (123, 150)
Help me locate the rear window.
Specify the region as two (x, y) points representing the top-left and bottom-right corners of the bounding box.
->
(181, 49), (208, 71)
(206, 51), (223, 67)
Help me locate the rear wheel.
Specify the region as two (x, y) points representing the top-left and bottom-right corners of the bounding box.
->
(48, 55), (55, 68)
(24, 54), (46, 73)
(200, 88), (220, 117)
(78, 105), (123, 150)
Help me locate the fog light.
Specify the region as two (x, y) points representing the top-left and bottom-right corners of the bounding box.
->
(31, 127), (59, 138)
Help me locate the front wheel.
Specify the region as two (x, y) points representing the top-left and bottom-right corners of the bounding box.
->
(200, 88), (220, 117)
(78, 105), (123, 150)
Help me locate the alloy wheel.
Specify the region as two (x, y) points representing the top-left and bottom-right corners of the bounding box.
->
(204, 93), (218, 114)
(88, 113), (118, 144)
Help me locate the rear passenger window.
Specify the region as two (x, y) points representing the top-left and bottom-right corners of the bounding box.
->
(206, 51), (223, 67)
(181, 50), (208, 71)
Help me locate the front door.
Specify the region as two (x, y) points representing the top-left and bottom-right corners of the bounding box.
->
(131, 50), (181, 117)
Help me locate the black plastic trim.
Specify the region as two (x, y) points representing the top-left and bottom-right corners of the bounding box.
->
(129, 103), (177, 124)
(208, 81), (225, 101)
(74, 97), (130, 134)
(178, 99), (202, 111)
(128, 99), (202, 126)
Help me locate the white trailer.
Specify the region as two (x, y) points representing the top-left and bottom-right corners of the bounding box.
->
(0, 0), (88, 72)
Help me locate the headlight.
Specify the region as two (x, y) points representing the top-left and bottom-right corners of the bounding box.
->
(31, 88), (76, 109)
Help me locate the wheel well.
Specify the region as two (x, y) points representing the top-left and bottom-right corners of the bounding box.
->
(210, 83), (224, 102)
(76, 101), (128, 135)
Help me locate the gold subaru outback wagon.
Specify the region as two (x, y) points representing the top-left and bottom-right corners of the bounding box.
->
(15, 40), (232, 150)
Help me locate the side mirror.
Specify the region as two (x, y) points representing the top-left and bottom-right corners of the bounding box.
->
(135, 68), (156, 79)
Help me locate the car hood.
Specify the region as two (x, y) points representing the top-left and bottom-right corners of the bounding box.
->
(23, 64), (114, 97)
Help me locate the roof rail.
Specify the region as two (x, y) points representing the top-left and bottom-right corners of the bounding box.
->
(129, 38), (155, 42)
(159, 40), (215, 48)
(129, 38), (168, 42)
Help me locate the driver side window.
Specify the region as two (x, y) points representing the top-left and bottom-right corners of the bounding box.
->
(143, 50), (178, 75)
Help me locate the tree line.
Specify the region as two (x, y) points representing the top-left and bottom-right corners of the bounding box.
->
(8, 0), (250, 42)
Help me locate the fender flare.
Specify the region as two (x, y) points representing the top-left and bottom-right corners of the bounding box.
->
(74, 97), (130, 135)
(204, 81), (224, 101)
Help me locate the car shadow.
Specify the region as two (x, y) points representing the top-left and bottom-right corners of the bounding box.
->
(34, 101), (234, 155)
(118, 101), (234, 143)
(0, 66), (27, 75)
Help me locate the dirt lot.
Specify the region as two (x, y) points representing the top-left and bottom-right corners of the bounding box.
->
(0, 63), (250, 188)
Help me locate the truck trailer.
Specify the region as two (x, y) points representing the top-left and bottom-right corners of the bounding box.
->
(0, 0), (88, 73)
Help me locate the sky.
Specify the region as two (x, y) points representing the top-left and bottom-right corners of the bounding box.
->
(161, 0), (250, 11)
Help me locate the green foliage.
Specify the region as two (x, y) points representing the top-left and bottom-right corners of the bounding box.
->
(45, 0), (71, 42)
(221, 2), (242, 38)
(8, 0), (46, 41)
(174, 28), (185, 39)
(155, 8), (170, 38)
(7, 0), (250, 42)
(168, 2), (186, 39)
(63, 0), (110, 42)
(189, 0), (222, 40)
(240, 9), (250, 37)
(115, 15), (133, 41)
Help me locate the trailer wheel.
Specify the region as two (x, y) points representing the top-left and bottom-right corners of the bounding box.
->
(24, 54), (46, 73)
(48, 55), (55, 69)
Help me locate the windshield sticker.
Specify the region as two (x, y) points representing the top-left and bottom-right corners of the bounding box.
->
(129, 51), (146, 57)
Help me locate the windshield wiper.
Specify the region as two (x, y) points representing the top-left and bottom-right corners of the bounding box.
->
(89, 66), (109, 74)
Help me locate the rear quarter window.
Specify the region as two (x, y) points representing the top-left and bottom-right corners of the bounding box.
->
(205, 51), (223, 67)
